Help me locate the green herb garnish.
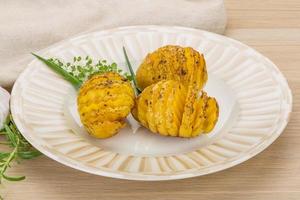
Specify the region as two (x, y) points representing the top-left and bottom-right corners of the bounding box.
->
(32, 53), (82, 89)
(0, 115), (41, 184)
(122, 47), (141, 94)
(32, 54), (133, 89)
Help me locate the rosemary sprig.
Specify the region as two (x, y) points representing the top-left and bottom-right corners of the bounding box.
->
(0, 114), (41, 184)
(122, 47), (141, 94)
(32, 54), (133, 89)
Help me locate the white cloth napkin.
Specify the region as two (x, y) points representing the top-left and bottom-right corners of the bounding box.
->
(0, 0), (227, 89)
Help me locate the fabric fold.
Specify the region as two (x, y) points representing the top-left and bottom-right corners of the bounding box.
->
(0, 0), (226, 89)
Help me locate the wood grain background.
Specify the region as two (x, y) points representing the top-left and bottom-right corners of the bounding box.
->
(1, 0), (300, 199)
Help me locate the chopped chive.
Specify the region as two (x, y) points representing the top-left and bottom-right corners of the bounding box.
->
(122, 46), (141, 94)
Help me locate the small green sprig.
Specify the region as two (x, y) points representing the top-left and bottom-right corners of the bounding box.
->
(0, 115), (41, 184)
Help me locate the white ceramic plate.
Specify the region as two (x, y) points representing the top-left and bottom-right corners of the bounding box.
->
(11, 26), (292, 180)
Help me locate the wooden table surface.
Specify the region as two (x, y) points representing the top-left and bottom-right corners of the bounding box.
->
(1, 0), (300, 199)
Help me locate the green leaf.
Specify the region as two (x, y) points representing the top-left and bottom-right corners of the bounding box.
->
(87, 59), (92, 65)
(0, 153), (10, 160)
(18, 151), (42, 159)
(122, 47), (141, 94)
(4, 125), (17, 147)
(31, 53), (82, 89)
(3, 174), (25, 181)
